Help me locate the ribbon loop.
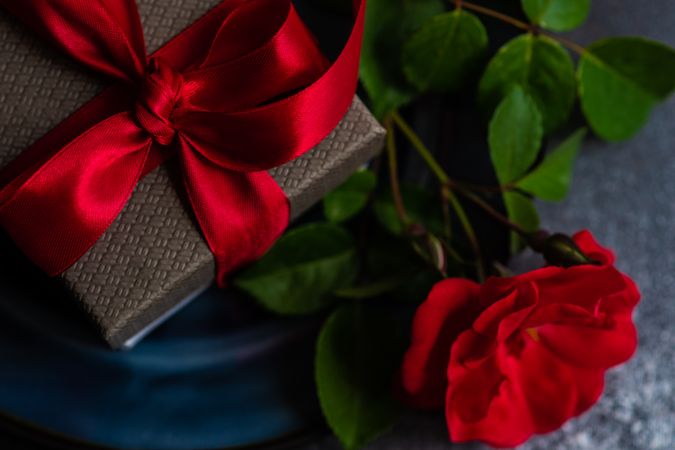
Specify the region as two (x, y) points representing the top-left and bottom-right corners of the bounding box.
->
(0, 0), (147, 81)
(0, 0), (367, 281)
(134, 58), (184, 145)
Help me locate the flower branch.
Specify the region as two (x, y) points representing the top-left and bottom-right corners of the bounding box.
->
(390, 111), (485, 281)
(455, 1), (587, 55)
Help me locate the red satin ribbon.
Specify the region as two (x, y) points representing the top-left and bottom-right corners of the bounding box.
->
(0, 0), (366, 285)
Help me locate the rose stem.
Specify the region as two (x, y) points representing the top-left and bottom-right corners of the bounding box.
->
(390, 111), (486, 281)
(447, 180), (528, 236)
(383, 116), (410, 226)
(454, 0), (532, 32)
(455, 1), (587, 55)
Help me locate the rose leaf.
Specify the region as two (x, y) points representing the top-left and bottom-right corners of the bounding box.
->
(360, 0), (444, 119)
(478, 34), (576, 133)
(517, 128), (586, 201)
(324, 169), (377, 223)
(578, 37), (675, 141)
(316, 303), (404, 450)
(402, 10), (488, 93)
(522, 0), (590, 32)
(488, 86), (544, 185)
(233, 223), (357, 315)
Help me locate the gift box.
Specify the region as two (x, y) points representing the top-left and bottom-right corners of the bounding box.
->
(0, 0), (384, 349)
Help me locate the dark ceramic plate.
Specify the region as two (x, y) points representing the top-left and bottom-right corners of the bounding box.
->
(0, 257), (322, 450)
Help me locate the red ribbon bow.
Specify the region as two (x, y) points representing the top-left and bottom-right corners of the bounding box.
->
(0, 0), (365, 285)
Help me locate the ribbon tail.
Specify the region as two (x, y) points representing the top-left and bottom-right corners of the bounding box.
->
(179, 139), (289, 287)
(0, 112), (153, 275)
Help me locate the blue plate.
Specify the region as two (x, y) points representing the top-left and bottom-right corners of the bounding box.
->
(0, 253), (322, 450)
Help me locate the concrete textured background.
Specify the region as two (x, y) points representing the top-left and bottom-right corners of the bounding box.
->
(307, 0), (675, 449)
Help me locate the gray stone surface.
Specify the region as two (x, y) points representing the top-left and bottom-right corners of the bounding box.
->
(307, 0), (675, 449)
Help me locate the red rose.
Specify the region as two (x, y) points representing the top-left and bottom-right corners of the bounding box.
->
(399, 231), (640, 448)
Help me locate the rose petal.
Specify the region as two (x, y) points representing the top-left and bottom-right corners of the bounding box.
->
(399, 278), (481, 409)
(495, 282), (539, 343)
(472, 288), (520, 336)
(511, 266), (565, 284)
(614, 274), (641, 310)
(525, 302), (600, 328)
(521, 269), (638, 368)
(571, 367), (605, 416)
(498, 336), (587, 433)
(517, 337), (606, 424)
(537, 311), (637, 369)
(573, 230), (615, 265)
(446, 337), (534, 447)
(535, 265), (628, 311)
(447, 329), (607, 447)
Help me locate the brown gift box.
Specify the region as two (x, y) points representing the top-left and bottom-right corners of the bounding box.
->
(0, 0), (385, 348)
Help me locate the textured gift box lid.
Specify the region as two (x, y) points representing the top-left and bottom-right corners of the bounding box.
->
(0, 0), (385, 348)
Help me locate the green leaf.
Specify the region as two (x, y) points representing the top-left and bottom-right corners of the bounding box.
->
(233, 223), (357, 315)
(489, 86), (544, 184)
(360, 0), (444, 118)
(316, 304), (403, 450)
(323, 169), (377, 223)
(578, 37), (675, 141)
(478, 34), (576, 133)
(522, 0), (590, 32)
(517, 128), (586, 201)
(402, 10), (488, 93)
(373, 184), (444, 236)
(504, 191), (540, 253)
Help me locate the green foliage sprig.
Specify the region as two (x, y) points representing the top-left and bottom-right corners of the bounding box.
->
(233, 1), (675, 448)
